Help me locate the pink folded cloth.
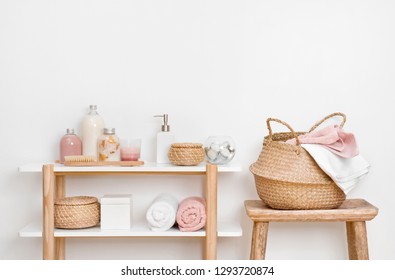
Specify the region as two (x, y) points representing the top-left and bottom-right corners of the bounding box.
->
(286, 125), (359, 158)
(176, 197), (206, 232)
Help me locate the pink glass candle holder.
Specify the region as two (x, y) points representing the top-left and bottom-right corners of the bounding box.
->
(120, 139), (141, 161)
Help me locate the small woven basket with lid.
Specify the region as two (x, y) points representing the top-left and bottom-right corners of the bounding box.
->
(250, 113), (347, 210)
(168, 143), (205, 166)
(54, 196), (100, 229)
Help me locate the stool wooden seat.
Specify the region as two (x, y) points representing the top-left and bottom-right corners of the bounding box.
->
(244, 199), (378, 260)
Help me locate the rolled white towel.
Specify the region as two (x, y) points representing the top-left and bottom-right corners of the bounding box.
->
(146, 193), (178, 232)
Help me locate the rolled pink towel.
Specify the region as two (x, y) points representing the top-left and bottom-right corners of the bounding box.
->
(176, 197), (206, 232)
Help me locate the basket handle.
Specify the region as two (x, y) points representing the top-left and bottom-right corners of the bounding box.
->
(266, 118), (301, 146)
(308, 112), (346, 133)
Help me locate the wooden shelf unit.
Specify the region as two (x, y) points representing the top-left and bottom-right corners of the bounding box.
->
(19, 221), (242, 238)
(18, 162), (242, 260)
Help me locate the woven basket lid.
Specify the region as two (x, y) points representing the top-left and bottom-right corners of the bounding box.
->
(170, 143), (203, 148)
(55, 196), (98, 206)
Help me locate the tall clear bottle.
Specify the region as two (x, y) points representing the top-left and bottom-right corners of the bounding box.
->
(81, 105), (105, 159)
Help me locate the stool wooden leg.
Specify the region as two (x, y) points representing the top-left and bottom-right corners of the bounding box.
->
(250, 222), (269, 260)
(346, 221), (369, 260)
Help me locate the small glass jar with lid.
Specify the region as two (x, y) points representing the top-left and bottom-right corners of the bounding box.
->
(60, 128), (82, 164)
(98, 128), (121, 161)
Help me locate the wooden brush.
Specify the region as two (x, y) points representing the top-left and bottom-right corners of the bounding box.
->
(63, 155), (144, 167)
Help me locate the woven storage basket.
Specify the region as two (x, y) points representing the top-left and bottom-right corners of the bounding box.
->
(168, 143), (205, 166)
(250, 113), (347, 210)
(55, 196), (100, 229)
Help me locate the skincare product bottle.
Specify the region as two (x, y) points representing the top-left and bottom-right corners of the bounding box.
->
(60, 128), (82, 164)
(98, 128), (121, 161)
(81, 105), (105, 159)
(154, 114), (175, 164)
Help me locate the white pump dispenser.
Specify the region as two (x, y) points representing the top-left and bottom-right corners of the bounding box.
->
(154, 114), (175, 164)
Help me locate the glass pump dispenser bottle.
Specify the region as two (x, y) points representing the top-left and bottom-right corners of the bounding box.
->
(154, 114), (175, 164)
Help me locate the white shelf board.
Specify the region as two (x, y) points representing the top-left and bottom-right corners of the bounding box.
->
(19, 221), (242, 238)
(18, 162), (242, 173)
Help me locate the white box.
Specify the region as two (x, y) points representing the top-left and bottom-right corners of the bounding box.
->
(100, 194), (132, 230)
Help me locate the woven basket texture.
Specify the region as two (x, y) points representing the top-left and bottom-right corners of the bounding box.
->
(55, 196), (100, 229)
(168, 143), (205, 166)
(250, 113), (347, 210)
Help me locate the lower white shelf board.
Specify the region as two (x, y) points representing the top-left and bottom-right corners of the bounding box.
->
(19, 222), (242, 238)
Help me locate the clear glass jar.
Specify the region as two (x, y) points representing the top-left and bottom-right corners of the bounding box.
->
(98, 128), (120, 161)
(60, 128), (82, 164)
(204, 136), (236, 165)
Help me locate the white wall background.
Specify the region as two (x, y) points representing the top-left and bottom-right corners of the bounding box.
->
(1, 0), (394, 260)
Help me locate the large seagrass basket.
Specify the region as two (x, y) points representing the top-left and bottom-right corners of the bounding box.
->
(55, 196), (100, 229)
(249, 113), (347, 210)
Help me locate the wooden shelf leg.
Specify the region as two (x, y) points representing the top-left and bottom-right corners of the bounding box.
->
(55, 238), (66, 260)
(42, 164), (55, 260)
(205, 163), (218, 260)
(55, 176), (66, 260)
(250, 222), (269, 260)
(56, 175), (65, 199)
(346, 221), (369, 260)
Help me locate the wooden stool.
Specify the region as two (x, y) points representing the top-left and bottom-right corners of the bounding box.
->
(244, 199), (378, 260)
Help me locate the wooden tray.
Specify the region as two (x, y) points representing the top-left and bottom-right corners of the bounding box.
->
(63, 160), (144, 167)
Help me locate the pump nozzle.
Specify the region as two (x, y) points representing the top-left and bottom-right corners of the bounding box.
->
(154, 114), (170, 132)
